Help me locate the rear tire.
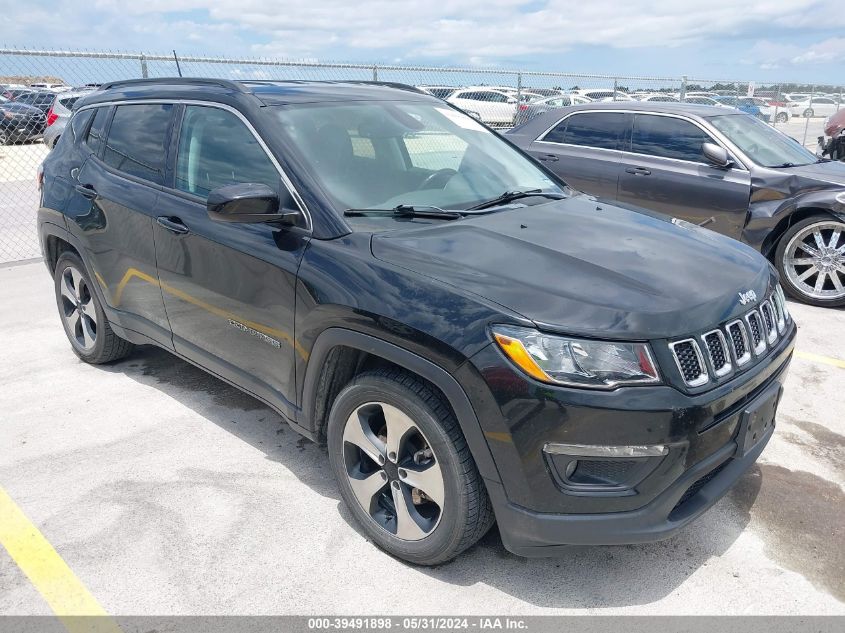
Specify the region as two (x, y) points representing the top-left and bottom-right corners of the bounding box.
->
(327, 368), (494, 565)
(53, 252), (134, 363)
(804, 108), (814, 118)
(775, 215), (845, 307)
(776, 112), (789, 123)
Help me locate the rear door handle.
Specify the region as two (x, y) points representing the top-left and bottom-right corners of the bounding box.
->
(156, 216), (190, 235)
(536, 153), (559, 162)
(625, 167), (651, 176)
(74, 183), (97, 199)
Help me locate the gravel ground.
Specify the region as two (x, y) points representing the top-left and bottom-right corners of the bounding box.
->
(0, 260), (843, 616)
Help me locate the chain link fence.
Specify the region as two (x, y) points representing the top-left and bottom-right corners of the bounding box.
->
(1, 47), (843, 263)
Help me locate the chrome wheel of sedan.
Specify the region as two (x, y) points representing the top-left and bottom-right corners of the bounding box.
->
(59, 264), (98, 351)
(783, 221), (845, 301)
(342, 401), (445, 541)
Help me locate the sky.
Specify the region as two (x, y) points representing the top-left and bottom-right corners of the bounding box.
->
(3, 0), (845, 85)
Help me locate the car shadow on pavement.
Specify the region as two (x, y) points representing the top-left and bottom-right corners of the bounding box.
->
(105, 344), (764, 609)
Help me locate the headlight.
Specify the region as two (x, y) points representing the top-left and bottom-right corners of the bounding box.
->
(491, 325), (661, 389)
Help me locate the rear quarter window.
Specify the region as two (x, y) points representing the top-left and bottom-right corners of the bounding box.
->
(542, 111), (629, 150)
(103, 104), (173, 185)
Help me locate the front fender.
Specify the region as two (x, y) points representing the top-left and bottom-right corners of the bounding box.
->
(744, 186), (845, 254)
(298, 327), (502, 484)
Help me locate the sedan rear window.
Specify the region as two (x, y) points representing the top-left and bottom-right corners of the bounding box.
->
(543, 112), (628, 150)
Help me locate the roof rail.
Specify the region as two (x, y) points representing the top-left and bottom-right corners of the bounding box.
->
(99, 77), (245, 92)
(238, 79), (423, 93)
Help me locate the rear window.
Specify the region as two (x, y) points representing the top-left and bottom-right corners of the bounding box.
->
(85, 107), (110, 155)
(58, 96), (80, 110)
(543, 112), (629, 150)
(70, 109), (94, 141)
(103, 104), (173, 184)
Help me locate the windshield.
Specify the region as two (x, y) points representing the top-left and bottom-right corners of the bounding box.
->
(272, 101), (562, 212)
(707, 113), (818, 167)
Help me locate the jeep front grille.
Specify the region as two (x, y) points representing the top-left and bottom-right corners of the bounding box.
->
(702, 329), (731, 377)
(668, 288), (789, 388)
(669, 339), (708, 387)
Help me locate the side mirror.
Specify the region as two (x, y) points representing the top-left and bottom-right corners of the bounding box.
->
(207, 183), (300, 224)
(702, 142), (733, 168)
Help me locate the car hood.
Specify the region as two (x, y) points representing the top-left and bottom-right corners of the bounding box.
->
(771, 160), (845, 187)
(371, 195), (772, 340)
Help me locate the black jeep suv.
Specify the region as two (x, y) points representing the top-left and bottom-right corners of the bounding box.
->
(38, 79), (795, 564)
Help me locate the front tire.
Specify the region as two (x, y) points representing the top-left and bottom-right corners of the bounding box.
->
(776, 112), (789, 123)
(775, 216), (845, 307)
(327, 368), (494, 565)
(54, 252), (134, 363)
(804, 108), (814, 118)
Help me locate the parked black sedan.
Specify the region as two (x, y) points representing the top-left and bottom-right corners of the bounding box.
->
(506, 102), (845, 307)
(0, 97), (47, 144)
(11, 91), (57, 114)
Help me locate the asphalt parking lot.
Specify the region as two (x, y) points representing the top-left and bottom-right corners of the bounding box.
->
(0, 260), (843, 616)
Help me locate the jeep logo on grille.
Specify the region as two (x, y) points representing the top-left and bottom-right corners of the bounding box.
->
(738, 290), (757, 305)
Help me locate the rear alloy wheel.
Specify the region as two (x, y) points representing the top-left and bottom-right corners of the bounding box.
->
(0, 130), (9, 145)
(59, 264), (99, 353)
(804, 108), (814, 118)
(776, 112), (789, 123)
(327, 369), (494, 565)
(53, 252), (135, 363)
(776, 217), (845, 307)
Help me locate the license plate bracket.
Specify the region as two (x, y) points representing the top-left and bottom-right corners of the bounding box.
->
(738, 384), (782, 456)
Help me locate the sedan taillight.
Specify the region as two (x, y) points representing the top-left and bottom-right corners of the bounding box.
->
(46, 106), (58, 126)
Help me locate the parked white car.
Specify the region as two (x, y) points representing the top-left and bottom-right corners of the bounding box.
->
(638, 94), (679, 102)
(572, 89), (635, 102)
(416, 86), (457, 100)
(788, 96), (842, 118)
(681, 96), (730, 107)
(29, 82), (72, 93)
(750, 97), (790, 123)
(446, 88), (519, 126)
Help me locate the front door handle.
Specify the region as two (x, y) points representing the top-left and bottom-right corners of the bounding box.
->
(625, 167), (652, 176)
(536, 153), (559, 162)
(156, 216), (189, 235)
(74, 183), (97, 199)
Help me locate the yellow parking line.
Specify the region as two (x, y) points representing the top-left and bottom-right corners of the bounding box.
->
(795, 350), (845, 369)
(0, 487), (122, 633)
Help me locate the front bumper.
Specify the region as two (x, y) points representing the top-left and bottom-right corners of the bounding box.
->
(456, 322), (795, 555)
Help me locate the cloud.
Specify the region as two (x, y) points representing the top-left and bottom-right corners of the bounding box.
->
(746, 37), (845, 70)
(5, 1), (844, 59)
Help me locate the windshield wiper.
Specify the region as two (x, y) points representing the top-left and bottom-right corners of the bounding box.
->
(466, 189), (566, 211)
(344, 205), (463, 220)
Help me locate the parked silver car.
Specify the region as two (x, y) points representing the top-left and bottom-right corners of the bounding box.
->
(43, 90), (90, 149)
(506, 102), (845, 307)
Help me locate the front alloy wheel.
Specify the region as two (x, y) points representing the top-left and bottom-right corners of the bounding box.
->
(327, 369), (494, 565)
(778, 218), (845, 306)
(342, 402), (445, 540)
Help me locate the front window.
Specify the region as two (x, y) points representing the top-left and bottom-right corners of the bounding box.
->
(632, 114), (714, 162)
(272, 101), (562, 213)
(708, 113), (817, 167)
